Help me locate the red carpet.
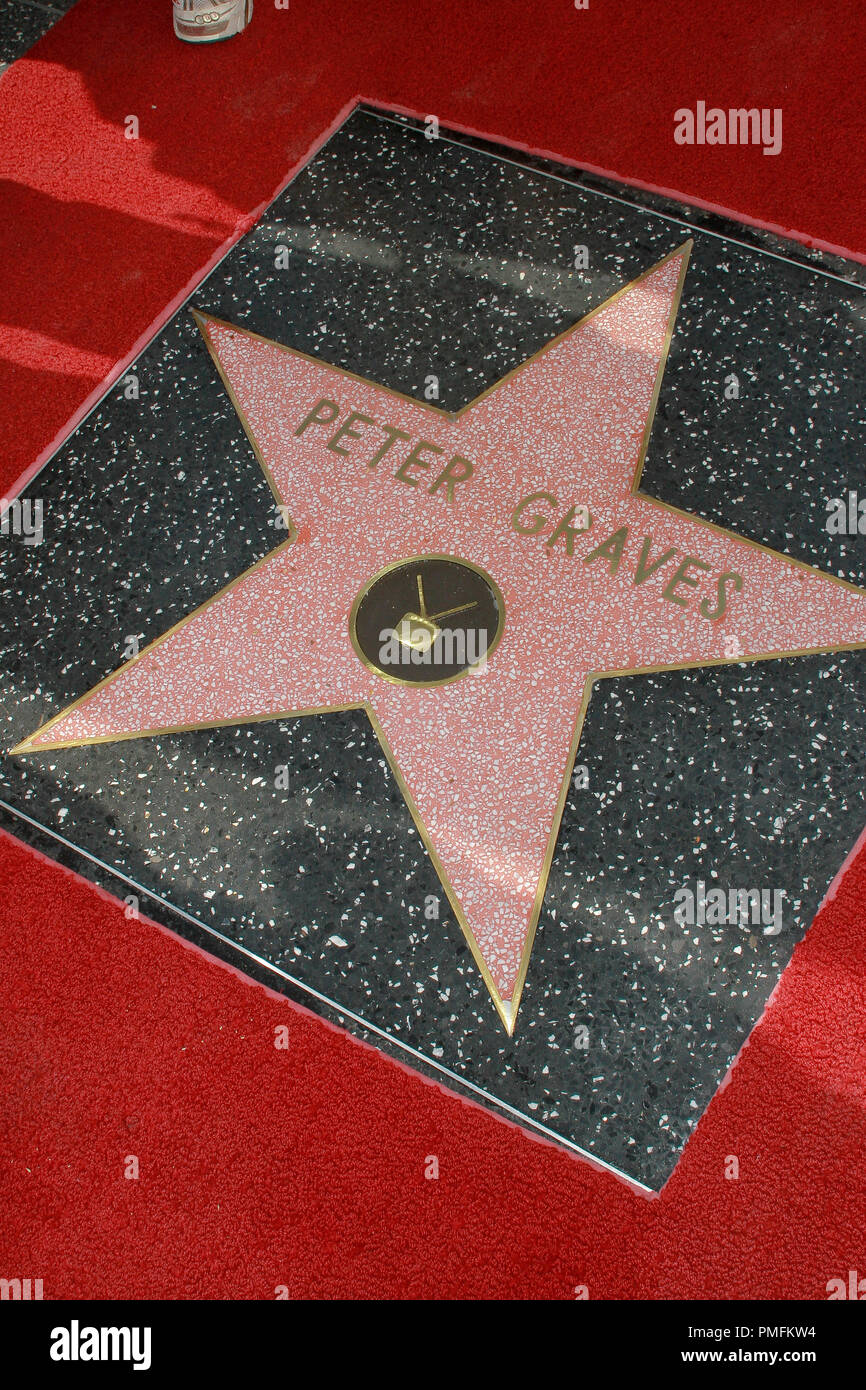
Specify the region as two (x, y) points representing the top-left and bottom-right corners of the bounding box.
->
(2, 0), (866, 1298)
(3, 827), (866, 1299)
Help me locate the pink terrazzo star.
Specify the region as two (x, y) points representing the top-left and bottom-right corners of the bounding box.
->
(16, 244), (866, 1030)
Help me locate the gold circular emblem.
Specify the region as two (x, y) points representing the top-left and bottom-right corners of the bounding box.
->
(349, 554), (505, 687)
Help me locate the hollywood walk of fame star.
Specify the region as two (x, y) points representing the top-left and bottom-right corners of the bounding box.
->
(12, 242), (866, 1032)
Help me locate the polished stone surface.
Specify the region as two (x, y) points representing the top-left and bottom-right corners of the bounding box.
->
(0, 1), (62, 68)
(2, 108), (865, 1188)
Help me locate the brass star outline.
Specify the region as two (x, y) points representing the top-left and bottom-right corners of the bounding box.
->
(12, 241), (866, 1033)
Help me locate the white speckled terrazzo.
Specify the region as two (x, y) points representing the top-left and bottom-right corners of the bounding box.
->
(22, 251), (866, 1017)
(4, 110), (866, 1187)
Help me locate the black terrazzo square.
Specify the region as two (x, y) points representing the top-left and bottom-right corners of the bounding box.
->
(2, 108), (865, 1190)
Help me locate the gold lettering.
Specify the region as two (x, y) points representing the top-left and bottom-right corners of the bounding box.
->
(295, 398), (340, 436)
(512, 491), (558, 536)
(633, 535), (677, 585)
(395, 439), (444, 487)
(327, 410), (374, 456)
(662, 556), (711, 607)
(429, 454), (474, 502)
(700, 571), (744, 622)
(583, 526), (629, 575)
(368, 424), (410, 469)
